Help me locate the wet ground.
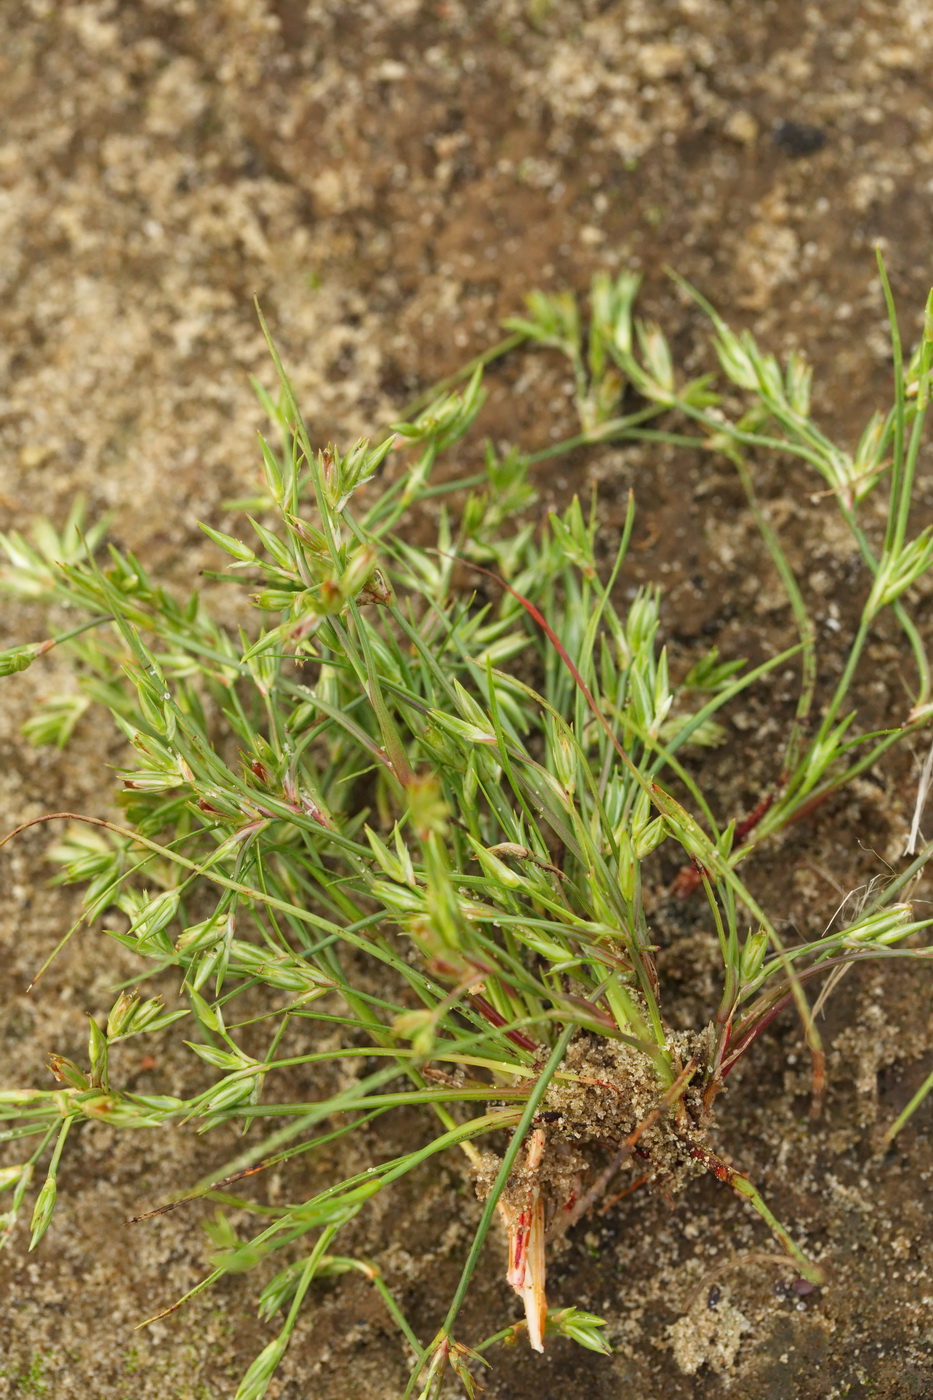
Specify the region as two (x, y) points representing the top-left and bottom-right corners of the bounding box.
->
(3, 2), (933, 1397)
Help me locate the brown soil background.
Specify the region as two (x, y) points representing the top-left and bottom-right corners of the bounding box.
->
(2, 2), (933, 1397)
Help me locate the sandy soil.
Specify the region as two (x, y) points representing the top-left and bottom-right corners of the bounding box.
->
(2, 2), (933, 1397)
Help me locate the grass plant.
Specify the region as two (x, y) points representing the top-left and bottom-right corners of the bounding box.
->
(1, 255), (932, 1397)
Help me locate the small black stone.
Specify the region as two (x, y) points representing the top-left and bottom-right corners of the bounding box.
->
(773, 121), (828, 157)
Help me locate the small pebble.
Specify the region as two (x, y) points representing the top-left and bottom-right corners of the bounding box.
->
(773, 120), (827, 157)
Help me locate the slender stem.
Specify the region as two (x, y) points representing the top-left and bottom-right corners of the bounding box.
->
(525, 403), (664, 465)
(396, 330), (527, 422)
(691, 1146), (824, 1283)
(730, 453), (816, 775)
(883, 1062), (933, 1144)
(320, 1258), (423, 1352)
(876, 252), (908, 555)
(812, 614), (871, 750)
(45, 614), (115, 649)
(406, 1023), (576, 1395)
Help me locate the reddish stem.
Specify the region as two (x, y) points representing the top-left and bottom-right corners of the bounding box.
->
(468, 993), (540, 1054)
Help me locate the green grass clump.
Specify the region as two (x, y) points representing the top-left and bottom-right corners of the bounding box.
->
(1, 256), (932, 1398)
